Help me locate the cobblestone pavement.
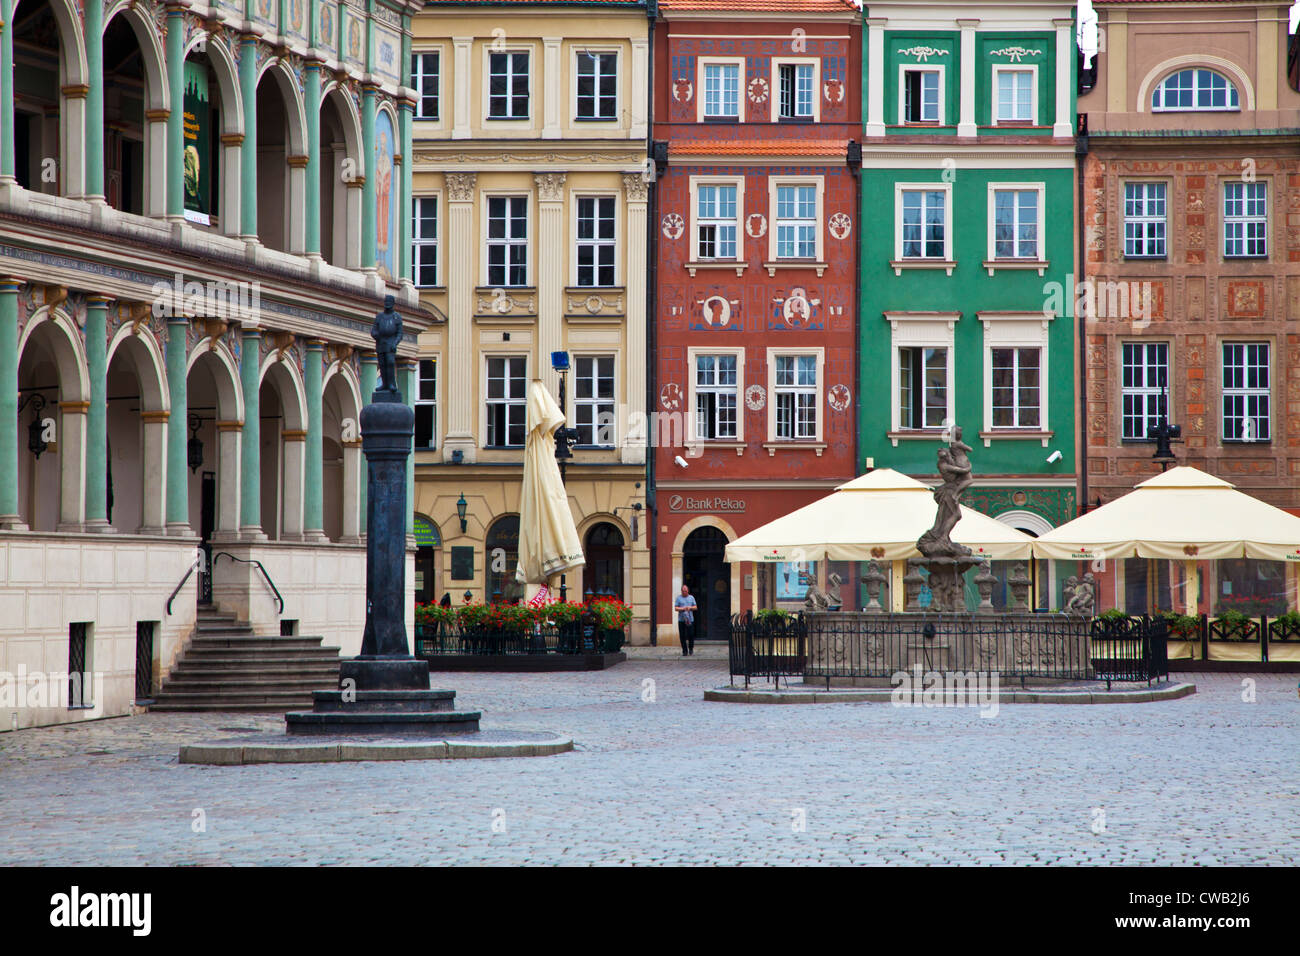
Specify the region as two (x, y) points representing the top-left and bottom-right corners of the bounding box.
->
(0, 664), (1296, 865)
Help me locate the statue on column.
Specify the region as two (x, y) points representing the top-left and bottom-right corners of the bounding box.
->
(371, 294), (402, 399)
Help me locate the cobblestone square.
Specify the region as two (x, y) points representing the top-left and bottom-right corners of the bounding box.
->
(1, 663), (1296, 866)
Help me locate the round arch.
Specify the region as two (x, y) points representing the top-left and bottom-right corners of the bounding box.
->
(14, 0), (88, 86)
(1136, 55), (1255, 113)
(186, 35), (244, 135)
(103, 3), (168, 112)
(580, 517), (628, 602)
(259, 353), (308, 431)
(670, 518), (740, 642)
(323, 359), (363, 416)
(993, 509), (1053, 538)
(256, 58), (309, 156)
(106, 326), (169, 413)
(187, 339), (245, 423)
(17, 306), (90, 402)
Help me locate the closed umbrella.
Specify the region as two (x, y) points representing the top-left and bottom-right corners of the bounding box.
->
(515, 380), (584, 595)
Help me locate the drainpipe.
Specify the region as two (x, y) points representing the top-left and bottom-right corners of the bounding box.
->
(848, 138), (862, 607)
(646, 0), (661, 645)
(1076, 114), (1089, 515)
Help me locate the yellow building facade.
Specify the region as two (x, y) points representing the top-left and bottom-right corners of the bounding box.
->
(410, 2), (652, 640)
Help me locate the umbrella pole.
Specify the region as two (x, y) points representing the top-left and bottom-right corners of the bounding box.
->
(891, 560), (905, 612)
(1183, 559), (1199, 616)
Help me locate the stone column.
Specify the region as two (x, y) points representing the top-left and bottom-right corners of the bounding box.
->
(165, 5), (185, 219)
(61, 86), (88, 200)
(304, 60), (323, 259)
(358, 352), (377, 535)
(443, 173), (476, 462)
(140, 409), (169, 535)
(1052, 18), (1073, 138)
(535, 172), (566, 397)
(0, 279), (21, 527)
(280, 429), (306, 540)
(215, 419), (242, 537)
(220, 132), (242, 236)
(165, 317), (190, 534)
(341, 429), (362, 543)
(56, 401), (87, 531)
(622, 173), (648, 464)
(304, 339), (326, 540)
(358, 395), (415, 659)
(398, 95), (415, 288)
(865, 19), (887, 137)
(0, 0), (15, 185)
(146, 110), (172, 219)
(239, 327), (264, 538)
(240, 37), (258, 240)
(287, 154), (309, 254)
(361, 84), (378, 272)
(84, 295), (110, 530)
(957, 20), (979, 138)
(84, 0), (105, 202)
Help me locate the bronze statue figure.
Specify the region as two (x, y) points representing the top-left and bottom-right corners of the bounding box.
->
(371, 294), (402, 397)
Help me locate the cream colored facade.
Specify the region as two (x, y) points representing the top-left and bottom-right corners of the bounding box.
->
(411, 5), (651, 638)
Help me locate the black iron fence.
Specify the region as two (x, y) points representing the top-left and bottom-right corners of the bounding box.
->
(415, 622), (625, 657)
(1090, 615), (1169, 685)
(729, 611), (807, 687)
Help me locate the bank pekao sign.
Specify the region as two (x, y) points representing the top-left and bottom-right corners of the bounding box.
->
(668, 494), (745, 513)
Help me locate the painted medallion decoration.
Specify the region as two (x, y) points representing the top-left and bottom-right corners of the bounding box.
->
(662, 213), (685, 240)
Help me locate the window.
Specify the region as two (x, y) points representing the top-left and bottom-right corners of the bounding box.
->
(415, 358), (437, 450)
(995, 68), (1035, 122)
(694, 354), (738, 440)
(900, 189), (947, 259)
(486, 356), (527, 447)
(898, 347), (949, 429)
(703, 62), (740, 119)
(990, 347), (1040, 428)
(576, 52), (618, 120)
(1223, 182), (1267, 258)
(412, 52), (439, 119)
(1222, 343), (1270, 442)
(486, 515), (523, 603)
(486, 196), (527, 286)
(696, 183), (738, 260)
(773, 355), (817, 439)
(1124, 183), (1167, 258)
(412, 196), (438, 287)
(775, 184), (816, 259)
(1121, 342), (1168, 441)
(902, 68), (940, 123)
(576, 196), (616, 287)
(778, 63), (814, 119)
(488, 51), (529, 119)
(992, 188), (1039, 259)
(574, 355), (615, 446)
(1151, 68), (1239, 111)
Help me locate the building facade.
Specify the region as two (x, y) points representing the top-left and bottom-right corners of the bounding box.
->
(858, 0), (1080, 609)
(651, 0), (862, 643)
(1, 0), (427, 728)
(410, 1), (653, 638)
(1079, 0), (1300, 614)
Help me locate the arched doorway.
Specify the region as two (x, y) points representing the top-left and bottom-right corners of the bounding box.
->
(105, 332), (167, 534)
(991, 510), (1055, 611)
(584, 521), (624, 601)
(683, 526), (730, 641)
(414, 514), (441, 604)
(485, 515), (522, 604)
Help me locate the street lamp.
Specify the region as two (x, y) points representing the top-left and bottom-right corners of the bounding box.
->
(187, 414), (204, 473)
(19, 393), (48, 459)
(1148, 382), (1181, 472)
(456, 493), (468, 533)
(551, 351), (580, 601)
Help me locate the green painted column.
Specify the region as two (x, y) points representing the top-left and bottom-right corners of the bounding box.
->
(398, 98), (414, 283)
(304, 60), (322, 257)
(84, 296), (109, 526)
(0, 280), (19, 522)
(165, 318), (189, 531)
(165, 7), (185, 218)
(401, 360), (415, 537)
(0, 0), (15, 181)
(84, 0), (105, 199)
(240, 37), (258, 238)
(361, 84), (377, 270)
(239, 328), (261, 532)
(359, 352), (377, 534)
(304, 339), (324, 536)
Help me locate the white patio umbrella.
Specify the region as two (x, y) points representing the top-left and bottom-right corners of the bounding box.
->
(515, 380), (584, 598)
(1031, 466), (1300, 614)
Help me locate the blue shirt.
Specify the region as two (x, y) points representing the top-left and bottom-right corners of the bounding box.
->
(673, 594), (697, 624)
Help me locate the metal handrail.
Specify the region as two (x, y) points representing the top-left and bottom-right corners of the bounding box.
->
(212, 551), (285, 614)
(166, 563), (196, 615)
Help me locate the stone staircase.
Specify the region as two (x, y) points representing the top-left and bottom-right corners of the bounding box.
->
(150, 606), (342, 713)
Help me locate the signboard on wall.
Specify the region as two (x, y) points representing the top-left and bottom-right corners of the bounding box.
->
(182, 62), (211, 225)
(450, 546), (475, 581)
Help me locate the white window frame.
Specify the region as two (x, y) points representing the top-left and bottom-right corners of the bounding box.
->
(415, 356), (438, 450)
(1222, 180), (1268, 259)
(898, 64), (944, 125)
(980, 313), (1053, 445)
(766, 348), (824, 443)
(483, 46), (533, 122)
(572, 192), (619, 287)
(1151, 68), (1240, 112)
(992, 64), (1037, 125)
(894, 182), (953, 263)
(689, 176), (745, 264)
(412, 193), (440, 288)
(1120, 340), (1170, 442)
(573, 47), (620, 122)
(483, 353), (529, 448)
(687, 347), (745, 444)
(696, 57), (745, 122)
(1221, 341), (1271, 443)
(768, 176), (824, 262)
(771, 58), (820, 122)
(412, 50), (441, 121)
(482, 192), (531, 288)
(1123, 181), (1168, 259)
(986, 182), (1046, 262)
(572, 353), (617, 447)
(886, 313), (958, 442)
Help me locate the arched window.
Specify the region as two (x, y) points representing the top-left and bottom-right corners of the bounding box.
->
(485, 515), (523, 604)
(584, 522), (625, 601)
(1151, 68), (1239, 111)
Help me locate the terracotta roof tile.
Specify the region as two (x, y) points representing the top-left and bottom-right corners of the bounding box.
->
(669, 138), (850, 156)
(660, 0), (860, 12)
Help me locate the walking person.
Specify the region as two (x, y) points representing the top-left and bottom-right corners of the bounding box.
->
(674, 584), (698, 656)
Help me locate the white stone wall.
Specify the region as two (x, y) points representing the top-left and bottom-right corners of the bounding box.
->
(0, 532), (199, 731)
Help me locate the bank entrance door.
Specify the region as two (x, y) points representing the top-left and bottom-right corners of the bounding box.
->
(682, 526), (731, 642)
